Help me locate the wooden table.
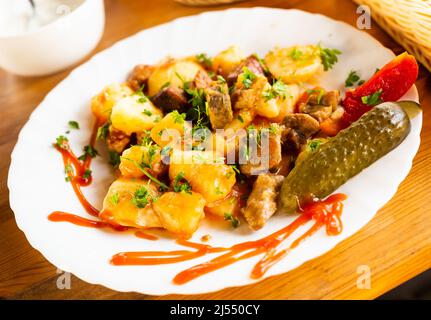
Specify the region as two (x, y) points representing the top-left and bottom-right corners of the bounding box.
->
(1, 0), (430, 300)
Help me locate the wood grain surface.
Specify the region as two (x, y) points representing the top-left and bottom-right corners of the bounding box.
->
(0, 0), (430, 300)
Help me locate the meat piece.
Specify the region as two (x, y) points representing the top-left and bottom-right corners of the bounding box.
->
(226, 55), (265, 86)
(283, 113), (320, 137)
(282, 114), (320, 153)
(127, 64), (154, 91)
(205, 81), (233, 129)
(107, 125), (131, 153)
(151, 86), (189, 113)
(299, 90), (340, 122)
(299, 104), (332, 123)
(240, 128), (282, 175)
(308, 90), (339, 109)
(194, 70), (212, 89)
(243, 174), (284, 230)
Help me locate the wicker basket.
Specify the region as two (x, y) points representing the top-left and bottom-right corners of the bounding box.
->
(353, 0), (431, 72)
(174, 0), (247, 6)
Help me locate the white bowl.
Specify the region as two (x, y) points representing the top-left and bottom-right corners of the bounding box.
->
(0, 0), (105, 76)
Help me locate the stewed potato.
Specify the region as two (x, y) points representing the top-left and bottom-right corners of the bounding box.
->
(119, 145), (165, 178)
(91, 83), (133, 123)
(235, 74), (280, 118)
(150, 111), (192, 147)
(264, 45), (322, 83)
(110, 96), (163, 135)
(152, 191), (206, 238)
(147, 58), (204, 96)
(101, 178), (162, 228)
(212, 45), (245, 77)
(169, 150), (236, 203)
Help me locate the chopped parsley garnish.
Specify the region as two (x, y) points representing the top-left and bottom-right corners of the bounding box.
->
(68, 121), (79, 130)
(78, 145), (99, 161)
(96, 122), (110, 140)
(345, 70), (364, 87)
(242, 66), (257, 89)
(161, 82), (171, 90)
(318, 44), (342, 71)
(237, 115), (244, 123)
(309, 140), (322, 152)
(247, 125), (262, 147)
(131, 186), (153, 208)
(109, 192), (119, 206)
(64, 164), (73, 182)
(306, 88), (325, 104)
(269, 123), (279, 135)
(108, 150), (121, 167)
(82, 169), (92, 180)
(135, 84), (149, 103)
(196, 53), (212, 68)
(142, 109), (152, 116)
(262, 79), (288, 101)
(224, 212), (239, 228)
(361, 89), (383, 106)
(374, 68), (380, 74)
(217, 75), (226, 84)
(173, 171), (192, 194)
(290, 48), (303, 60)
(231, 165), (241, 175)
(122, 157), (169, 190)
(139, 130), (153, 146)
(171, 110), (186, 124)
(55, 135), (69, 149)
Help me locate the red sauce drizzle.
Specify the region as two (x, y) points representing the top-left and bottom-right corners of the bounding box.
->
(111, 194), (347, 284)
(49, 121), (347, 284)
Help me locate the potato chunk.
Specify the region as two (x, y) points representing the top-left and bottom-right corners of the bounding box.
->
(243, 174), (284, 230)
(119, 145), (166, 178)
(264, 45), (322, 83)
(212, 46), (245, 78)
(101, 178), (162, 228)
(235, 74), (280, 118)
(268, 84), (300, 123)
(147, 58), (204, 96)
(150, 111), (191, 147)
(169, 150), (236, 203)
(91, 83), (133, 123)
(111, 96), (163, 135)
(153, 191), (206, 238)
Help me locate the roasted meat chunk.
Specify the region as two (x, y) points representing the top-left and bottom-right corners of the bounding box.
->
(243, 174), (284, 230)
(151, 86), (189, 113)
(205, 81), (233, 129)
(282, 113), (320, 152)
(298, 90), (340, 122)
(226, 55), (265, 86)
(127, 64), (154, 91)
(240, 125), (282, 175)
(107, 125), (131, 153)
(194, 70), (213, 89)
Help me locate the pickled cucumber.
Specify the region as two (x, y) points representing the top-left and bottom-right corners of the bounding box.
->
(278, 101), (414, 214)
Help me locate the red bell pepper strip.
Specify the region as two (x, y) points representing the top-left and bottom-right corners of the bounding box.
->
(341, 52), (418, 125)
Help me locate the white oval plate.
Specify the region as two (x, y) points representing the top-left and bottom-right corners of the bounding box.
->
(8, 8), (421, 295)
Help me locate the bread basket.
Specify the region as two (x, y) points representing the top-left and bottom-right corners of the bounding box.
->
(353, 0), (431, 72)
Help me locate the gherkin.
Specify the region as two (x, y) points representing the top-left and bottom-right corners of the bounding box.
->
(278, 101), (414, 214)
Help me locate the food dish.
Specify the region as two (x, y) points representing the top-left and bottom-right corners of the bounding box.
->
(9, 8), (422, 294)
